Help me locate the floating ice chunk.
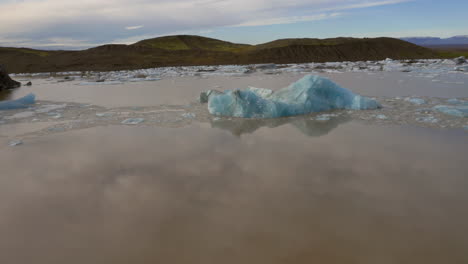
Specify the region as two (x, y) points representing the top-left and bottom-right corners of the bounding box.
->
(433, 105), (468, 118)
(316, 114), (337, 121)
(375, 114), (388, 120)
(454, 56), (466, 65)
(5, 111), (35, 119)
(416, 116), (438, 123)
(121, 118), (145, 125)
(0, 93), (35, 110)
(447, 99), (468, 106)
(182, 113), (196, 119)
(455, 65), (468, 72)
(77, 81), (123, 85)
(205, 75), (381, 118)
(96, 112), (114, 117)
(36, 104), (67, 113)
(8, 140), (23, 147)
(405, 98), (426, 105)
(441, 59), (456, 65)
(464, 125), (468, 130)
(50, 113), (63, 119)
(255, 64), (277, 70)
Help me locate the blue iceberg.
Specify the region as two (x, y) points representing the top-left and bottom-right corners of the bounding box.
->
(0, 93), (36, 110)
(433, 105), (468, 118)
(206, 75), (381, 118)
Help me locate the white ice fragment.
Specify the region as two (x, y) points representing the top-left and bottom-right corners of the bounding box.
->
(121, 118), (145, 125)
(36, 104), (67, 113)
(96, 112), (114, 117)
(416, 116), (438, 123)
(316, 114), (332, 121)
(9, 140), (23, 147)
(405, 98), (426, 105)
(5, 111), (35, 119)
(182, 113), (196, 119)
(375, 114), (388, 120)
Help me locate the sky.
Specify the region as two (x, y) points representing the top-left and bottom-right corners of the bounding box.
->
(0, 0), (467, 50)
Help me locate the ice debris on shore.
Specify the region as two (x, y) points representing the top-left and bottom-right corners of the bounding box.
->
(0, 93), (35, 110)
(203, 75), (381, 118)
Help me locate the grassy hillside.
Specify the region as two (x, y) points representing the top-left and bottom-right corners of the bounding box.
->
(133, 35), (252, 53)
(0, 35), (440, 73)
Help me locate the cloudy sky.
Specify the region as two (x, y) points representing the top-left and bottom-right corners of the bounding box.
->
(0, 0), (467, 49)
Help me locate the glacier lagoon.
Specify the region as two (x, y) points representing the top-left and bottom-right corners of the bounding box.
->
(1, 59), (468, 264)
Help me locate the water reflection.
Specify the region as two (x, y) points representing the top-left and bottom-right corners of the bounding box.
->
(0, 89), (13, 101)
(0, 124), (467, 264)
(210, 115), (350, 137)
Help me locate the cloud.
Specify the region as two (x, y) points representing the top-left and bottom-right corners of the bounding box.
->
(0, 0), (412, 48)
(125, 25), (144, 30)
(234, 13), (341, 27)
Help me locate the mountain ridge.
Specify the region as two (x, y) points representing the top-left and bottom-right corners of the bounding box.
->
(0, 35), (439, 73)
(401, 36), (468, 46)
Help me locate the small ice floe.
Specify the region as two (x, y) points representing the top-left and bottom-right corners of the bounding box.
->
(447, 99), (468, 106)
(315, 114), (331, 121)
(181, 113), (196, 119)
(96, 112), (114, 117)
(254, 64), (277, 70)
(441, 59), (456, 65)
(48, 127), (65, 132)
(455, 65), (468, 72)
(375, 114), (388, 120)
(50, 113), (63, 119)
(433, 105), (468, 118)
(77, 81), (123, 85)
(405, 97), (426, 105)
(121, 118), (145, 125)
(5, 111), (35, 120)
(416, 116), (439, 123)
(8, 140), (23, 147)
(454, 56), (466, 65)
(463, 125), (468, 130)
(0, 94), (36, 110)
(36, 104), (67, 113)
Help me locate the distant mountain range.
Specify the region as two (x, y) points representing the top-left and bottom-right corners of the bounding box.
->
(401, 36), (468, 46)
(0, 35), (439, 73)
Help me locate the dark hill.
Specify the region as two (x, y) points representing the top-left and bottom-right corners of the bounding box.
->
(0, 35), (438, 73)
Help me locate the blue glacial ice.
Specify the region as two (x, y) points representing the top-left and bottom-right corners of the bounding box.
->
(0, 93), (36, 110)
(433, 105), (468, 118)
(205, 75), (381, 118)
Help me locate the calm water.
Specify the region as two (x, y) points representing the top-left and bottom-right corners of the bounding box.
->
(7, 72), (468, 107)
(0, 122), (467, 264)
